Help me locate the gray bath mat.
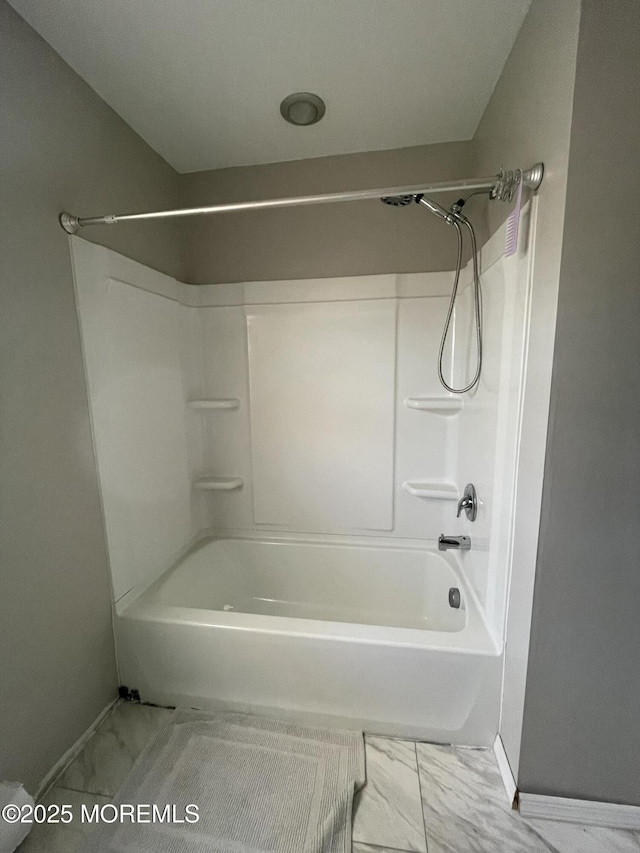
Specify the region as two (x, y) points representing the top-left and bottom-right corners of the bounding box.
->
(81, 708), (365, 853)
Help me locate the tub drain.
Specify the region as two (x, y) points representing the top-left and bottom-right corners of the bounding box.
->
(448, 587), (461, 609)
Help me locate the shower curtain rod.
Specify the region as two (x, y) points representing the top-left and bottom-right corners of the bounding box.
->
(59, 163), (543, 234)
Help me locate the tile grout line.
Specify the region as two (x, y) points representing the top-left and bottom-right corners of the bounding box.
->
(52, 783), (113, 799)
(414, 742), (430, 853)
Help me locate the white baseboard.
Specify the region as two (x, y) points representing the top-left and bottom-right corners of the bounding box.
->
(35, 697), (119, 801)
(519, 793), (640, 830)
(493, 735), (518, 808)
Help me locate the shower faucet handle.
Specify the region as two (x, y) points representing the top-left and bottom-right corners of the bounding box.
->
(456, 484), (478, 522)
(456, 496), (473, 517)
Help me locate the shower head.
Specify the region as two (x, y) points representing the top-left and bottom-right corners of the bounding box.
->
(380, 195), (414, 206)
(380, 193), (455, 224)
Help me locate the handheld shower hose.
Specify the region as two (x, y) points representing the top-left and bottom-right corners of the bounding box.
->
(433, 203), (482, 394)
(381, 192), (483, 393)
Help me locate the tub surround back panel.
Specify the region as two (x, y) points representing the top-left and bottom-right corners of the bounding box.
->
(198, 288), (460, 541)
(71, 239), (196, 601)
(247, 301), (397, 532)
(193, 294), (462, 541)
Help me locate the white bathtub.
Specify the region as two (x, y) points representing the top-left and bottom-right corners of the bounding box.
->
(116, 535), (502, 744)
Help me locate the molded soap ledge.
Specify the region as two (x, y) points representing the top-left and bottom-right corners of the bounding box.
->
(188, 399), (240, 410)
(403, 481), (459, 500)
(405, 396), (463, 414)
(193, 477), (243, 491)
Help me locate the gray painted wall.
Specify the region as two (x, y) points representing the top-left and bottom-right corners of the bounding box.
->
(180, 142), (480, 284)
(519, 0), (640, 805)
(473, 0), (581, 777)
(0, 1), (182, 793)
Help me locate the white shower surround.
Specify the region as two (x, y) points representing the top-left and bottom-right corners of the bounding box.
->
(70, 204), (534, 744)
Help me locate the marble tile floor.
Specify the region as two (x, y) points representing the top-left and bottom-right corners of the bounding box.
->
(18, 701), (640, 853)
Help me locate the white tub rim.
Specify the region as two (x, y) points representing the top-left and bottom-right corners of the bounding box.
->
(116, 531), (500, 656)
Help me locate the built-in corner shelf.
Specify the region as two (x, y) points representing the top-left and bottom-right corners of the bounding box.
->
(188, 398), (240, 410)
(403, 481), (459, 500)
(193, 477), (243, 491)
(405, 396), (464, 415)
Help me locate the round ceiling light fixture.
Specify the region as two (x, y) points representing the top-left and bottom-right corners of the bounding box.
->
(280, 92), (326, 126)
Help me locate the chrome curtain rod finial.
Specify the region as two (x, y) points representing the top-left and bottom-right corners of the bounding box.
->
(492, 162), (544, 202)
(523, 162), (544, 191)
(60, 212), (80, 234)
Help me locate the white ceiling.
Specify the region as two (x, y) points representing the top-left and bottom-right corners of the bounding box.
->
(10, 0), (531, 173)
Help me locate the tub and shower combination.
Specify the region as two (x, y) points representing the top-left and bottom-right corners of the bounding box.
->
(116, 535), (501, 745)
(69, 163), (540, 750)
